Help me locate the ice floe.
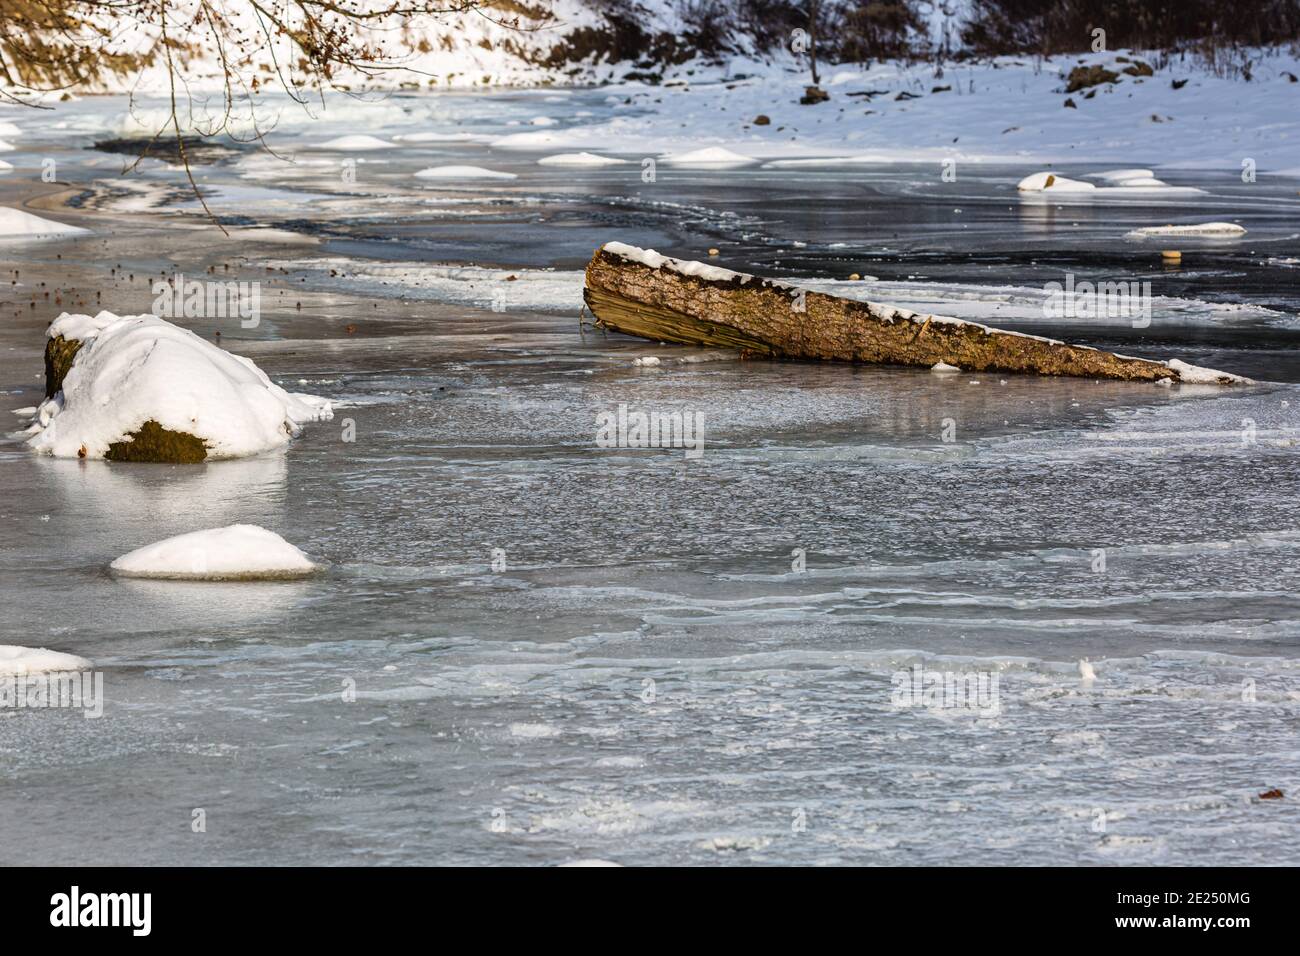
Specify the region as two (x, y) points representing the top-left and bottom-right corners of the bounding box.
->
(1126, 222), (1247, 238)
(110, 524), (318, 580)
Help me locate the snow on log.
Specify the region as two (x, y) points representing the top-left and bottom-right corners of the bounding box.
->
(582, 242), (1250, 385)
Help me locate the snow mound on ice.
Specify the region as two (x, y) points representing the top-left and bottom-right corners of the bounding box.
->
(415, 165), (518, 180)
(930, 362), (961, 373)
(1165, 359), (1252, 385)
(1091, 168), (1156, 184)
(557, 859), (624, 867)
(110, 524), (317, 580)
(313, 135), (394, 150)
(1126, 222), (1247, 238)
(663, 146), (758, 167)
(0, 159), (11, 174)
(28, 311), (332, 460)
(1017, 171), (1096, 192)
(392, 131), (483, 143)
(537, 152), (627, 166)
(0, 207), (87, 240)
(0, 645), (92, 677)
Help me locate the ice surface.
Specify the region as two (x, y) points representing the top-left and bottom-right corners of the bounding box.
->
(1126, 222), (1247, 238)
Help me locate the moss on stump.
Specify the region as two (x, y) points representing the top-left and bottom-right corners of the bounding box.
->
(105, 420), (209, 463)
(44, 335), (83, 398)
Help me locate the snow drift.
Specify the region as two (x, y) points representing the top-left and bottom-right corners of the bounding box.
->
(110, 524), (318, 580)
(0, 208), (88, 240)
(27, 311), (332, 461)
(0, 645), (92, 677)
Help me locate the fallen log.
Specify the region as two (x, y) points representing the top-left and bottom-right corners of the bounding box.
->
(582, 242), (1249, 384)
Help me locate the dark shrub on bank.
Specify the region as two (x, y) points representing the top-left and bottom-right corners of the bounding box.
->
(963, 0), (1300, 56)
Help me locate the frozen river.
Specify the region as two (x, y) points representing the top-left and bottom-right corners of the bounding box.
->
(1, 90), (1298, 864)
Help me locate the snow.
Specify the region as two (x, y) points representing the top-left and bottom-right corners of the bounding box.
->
(633, 356), (661, 367)
(0, 139), (14, 152)
(312, 134), (394, 150)
(557, 859), (624, 867)
(930, 362), (961, 373)
(0, 159), (11, 174)
(765, 155), (893, 168)
(414, 165), (517, 180)
(662, 146), (758, 167)
(1017, 172), (1096, 193)
(28, 311), (333, 460)
(392, 132), (484, 143)
(0, 645), (92, 677)
(537, 152), (627, 167)
(1092, 169), (1150, 183)
(1127, 222), (1247, 238)
(110, 524), (317, 580)
(0, 208), (87, 240)
(602, 241), (761, 285)
(1165, 359), (1252, 385)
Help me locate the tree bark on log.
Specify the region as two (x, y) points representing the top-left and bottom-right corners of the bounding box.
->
(583, 242), (1248, 385)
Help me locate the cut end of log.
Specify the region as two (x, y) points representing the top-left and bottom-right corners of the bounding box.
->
(583, 242), (1252, 386)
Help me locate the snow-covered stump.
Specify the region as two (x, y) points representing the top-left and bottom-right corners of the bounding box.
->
(583, 242), (1250, 384)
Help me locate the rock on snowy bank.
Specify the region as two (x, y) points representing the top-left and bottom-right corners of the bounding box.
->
(0, 645), (92, 677)
(29, 312), (332, 462)
(110, 524), (318, 580)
